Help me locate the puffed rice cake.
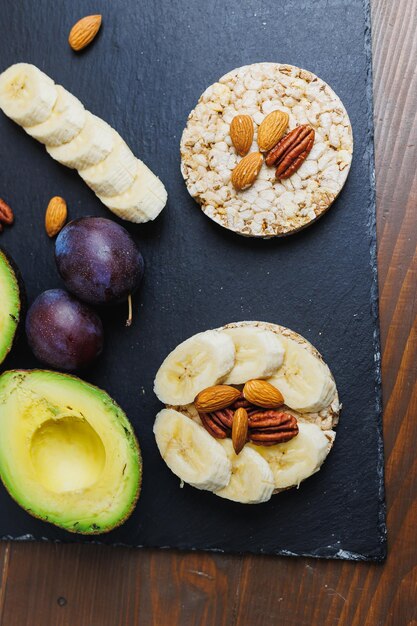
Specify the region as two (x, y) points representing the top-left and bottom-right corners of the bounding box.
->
(180, 63), (353, 238)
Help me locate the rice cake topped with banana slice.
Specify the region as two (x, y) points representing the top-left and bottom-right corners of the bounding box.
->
(180, 63), (353, 237)
(153, 321), (340, 504)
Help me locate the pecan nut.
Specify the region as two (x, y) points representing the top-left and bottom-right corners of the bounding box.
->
(248, 411), (298, 445)
(0, 198), (14, 233)
(265, 125), (315, 179)
(199, 408), (234, 438)
(231, 393), (259, 415)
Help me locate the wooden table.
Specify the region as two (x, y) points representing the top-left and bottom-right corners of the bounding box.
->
(0, 1), (415, 623)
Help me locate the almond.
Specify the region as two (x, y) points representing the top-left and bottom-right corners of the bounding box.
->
(0, 198), (14, 231)
(68, 15), (102, 51)
(257, 110), (289, 152)
(243, 379), (284, 409)
(231, 152), (263, 191)
(45, 196), (67, 238)
(230, 115), (254, 156)
(194, 385), (241, 413)
(232, 408), (248, 454)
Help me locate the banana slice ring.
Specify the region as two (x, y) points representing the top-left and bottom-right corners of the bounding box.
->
(153, 321), (340, 503)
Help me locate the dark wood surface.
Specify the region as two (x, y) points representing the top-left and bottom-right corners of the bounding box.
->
(0, 0), (415, 623)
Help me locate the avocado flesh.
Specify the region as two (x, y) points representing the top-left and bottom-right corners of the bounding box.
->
(0, 251), (20, 366)
(0, 370), (141, 533)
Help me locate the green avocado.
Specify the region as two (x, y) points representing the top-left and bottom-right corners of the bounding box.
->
(0, 370), (142, 533)
(0, 250), (21, 366)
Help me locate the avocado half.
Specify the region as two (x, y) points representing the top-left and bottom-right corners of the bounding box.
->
(0, 370), (142, 534)
(0, 250), (21, 366)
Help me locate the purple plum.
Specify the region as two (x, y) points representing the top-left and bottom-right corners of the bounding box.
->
(55, 217), (144, 307)
(26, 289), (103, 370)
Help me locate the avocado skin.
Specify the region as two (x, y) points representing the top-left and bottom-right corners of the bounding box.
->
(0, 248), (26, 365)
(0, 369), (142, 534)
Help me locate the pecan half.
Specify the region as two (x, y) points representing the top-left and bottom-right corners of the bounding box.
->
(0, 198), (14, 233)
(199, 412), (227, 438)
(265, 125), (315, 179)
(230, 393), (258, 415)
(248, 411), (298, 445)
(199, 407), (234, 438)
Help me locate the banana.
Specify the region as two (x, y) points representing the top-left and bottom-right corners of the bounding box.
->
(78, 133), (137, 196)
(249, 422), (331, 489)
(154, 330), (235, 405)
(222, 326), (285, 385)
(153, 409), (232, 491)
(214, 439), (274, 504)
(24, 85), (85, 146)
(0, 63), (167, 223)
(0, 63), (57, 127)
(97, 159), (167, 223)
(267, 336), (336, 412)
(46, 112), (115, 169)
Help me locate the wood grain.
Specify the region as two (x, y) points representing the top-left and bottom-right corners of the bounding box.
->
(1, 0), (416, 624)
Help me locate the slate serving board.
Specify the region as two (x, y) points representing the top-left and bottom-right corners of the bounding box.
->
(0, 0), (386, 561)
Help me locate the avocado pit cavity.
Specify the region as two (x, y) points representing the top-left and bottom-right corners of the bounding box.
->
(30, 415), (106, 493)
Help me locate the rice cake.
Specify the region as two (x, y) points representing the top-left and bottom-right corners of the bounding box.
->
(180, 63), (353, 238)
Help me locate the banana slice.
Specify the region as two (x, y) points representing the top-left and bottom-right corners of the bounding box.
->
(154, 330), (235, 405)
(214, 439), (274, 504)
(267, 336), (336, 412)
(154, 409), (232, 491)
(0, 63), (57, 127)
(97, 159), (167, 223)
(249, 422), (331, 489)
(47, 112), (114, 169)
(0, 63), (167, 223)
(222, 326), (284, 385)
(79, 133), (137, 196)
(24, 86), (86, 146)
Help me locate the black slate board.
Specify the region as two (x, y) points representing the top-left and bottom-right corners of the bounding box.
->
(0, 0), (386, 561)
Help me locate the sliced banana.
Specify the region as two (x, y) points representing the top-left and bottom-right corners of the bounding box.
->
(249, 422), (331, 489)
(214, 439), (274, 504)
(79, 133), (137, 196)
(47, 112), (114, 169)
(267, 336), (336, 412)
(222, 326), (285, 385)
(24, 86), (86, 146)
(0, 63), (57, 127)
(98, 159), (167, 223)
(154, 330), (235, 406)
(0, 63), (167, 223)
(154, 409), (232, 491)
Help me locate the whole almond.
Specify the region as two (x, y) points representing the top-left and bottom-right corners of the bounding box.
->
(243, 379), (284, 409)
(257, 110), (289, 152)
(0, 198), (14, 226)
(231, 152), (263, 191)
(230, 115), (254, 156)
(232, 408), (248, 454)
(69, 15), (102, 51)
(45, 196), (67, 238)
(194, 385), (241, 413)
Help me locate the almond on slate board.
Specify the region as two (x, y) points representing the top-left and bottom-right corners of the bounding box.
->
(68, 15), (102, 51)
(0, 198), (14, 233)
(45, 196), (67, 237)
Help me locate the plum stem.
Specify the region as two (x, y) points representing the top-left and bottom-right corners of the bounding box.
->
(126, 294), (133, 327)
